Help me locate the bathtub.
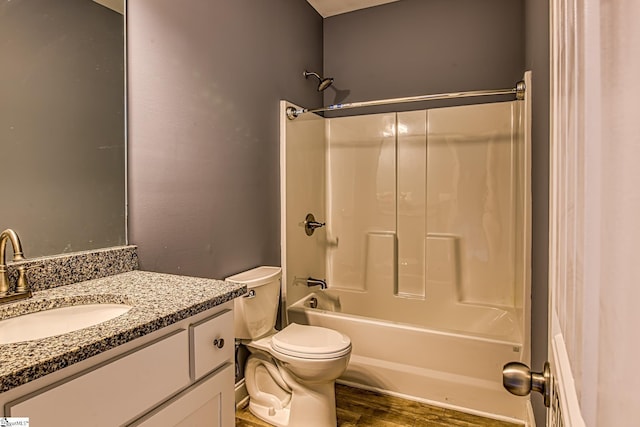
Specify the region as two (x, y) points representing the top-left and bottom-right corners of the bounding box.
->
(288, 291), (529, 424)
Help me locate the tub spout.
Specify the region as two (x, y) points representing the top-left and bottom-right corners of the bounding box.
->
(307, 277), (327, 290)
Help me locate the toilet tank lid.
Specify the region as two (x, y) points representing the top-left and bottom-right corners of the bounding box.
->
(225, 266), (282, 287)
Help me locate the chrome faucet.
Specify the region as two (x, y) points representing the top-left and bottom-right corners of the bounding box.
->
(307, 277), (327, 290)
(0, 229), (32, 303)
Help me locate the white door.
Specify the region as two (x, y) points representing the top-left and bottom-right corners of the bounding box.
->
(504, 0), (640, 425)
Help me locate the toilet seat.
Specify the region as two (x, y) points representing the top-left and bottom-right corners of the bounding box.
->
(271, 323), (351, 359)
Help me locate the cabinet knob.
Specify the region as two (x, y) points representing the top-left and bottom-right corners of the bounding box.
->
(213, 338), (225, 349)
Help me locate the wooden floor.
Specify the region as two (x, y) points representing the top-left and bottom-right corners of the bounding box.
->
(236, 384), (520, 427)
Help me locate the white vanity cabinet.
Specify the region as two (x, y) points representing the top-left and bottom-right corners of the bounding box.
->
(2, 302), (235, 427)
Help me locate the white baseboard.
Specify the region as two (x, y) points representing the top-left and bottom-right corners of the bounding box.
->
(235, 379), (249, 409)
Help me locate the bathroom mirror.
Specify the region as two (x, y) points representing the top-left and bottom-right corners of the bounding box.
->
(0, 0), (126, 258)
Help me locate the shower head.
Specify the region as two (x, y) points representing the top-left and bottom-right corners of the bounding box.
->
(303, 70), (334, 91)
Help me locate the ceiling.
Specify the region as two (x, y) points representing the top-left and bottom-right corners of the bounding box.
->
(93, 0), (124, 15)
(306, 0), (401, 17)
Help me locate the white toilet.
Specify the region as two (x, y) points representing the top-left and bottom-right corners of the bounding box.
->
(228, 266), (351, 427)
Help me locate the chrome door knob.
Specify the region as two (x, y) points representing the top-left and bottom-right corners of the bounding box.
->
(502, 361), (551, 407)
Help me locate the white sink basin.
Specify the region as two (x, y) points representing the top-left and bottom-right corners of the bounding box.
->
(0, 304), (132, 344)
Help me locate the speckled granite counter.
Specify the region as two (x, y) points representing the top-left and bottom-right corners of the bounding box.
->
(0, 270), (246, 393)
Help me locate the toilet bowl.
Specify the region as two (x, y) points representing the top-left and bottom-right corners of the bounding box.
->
(244, 325), (351, 427)
(228, 267), (352, 427)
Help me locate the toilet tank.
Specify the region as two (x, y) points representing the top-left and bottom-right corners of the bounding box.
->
(226, 266), (282, 340)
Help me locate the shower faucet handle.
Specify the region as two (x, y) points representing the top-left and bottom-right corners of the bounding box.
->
(304, 213), (325, 236)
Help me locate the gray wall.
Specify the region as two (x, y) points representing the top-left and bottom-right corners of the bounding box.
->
(323, 0), (525, 114)
(525, 0), (550, 423)
(1, 0), (125, 257)
(129, 1), (549, 418)
(128, 0), (323, 279)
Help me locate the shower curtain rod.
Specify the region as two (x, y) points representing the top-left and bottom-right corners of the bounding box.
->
(286, 80), (526, 120)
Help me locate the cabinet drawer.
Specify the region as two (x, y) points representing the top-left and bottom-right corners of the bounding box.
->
(7, 329), (190, 427)
(190, 309), (233, 380)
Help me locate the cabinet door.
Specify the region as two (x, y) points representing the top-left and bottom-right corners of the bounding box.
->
(132, 363), (234, 427)
(7, 330), (189, 427)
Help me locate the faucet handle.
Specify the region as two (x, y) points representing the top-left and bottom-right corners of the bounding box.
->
(12, 252), (26, 262)
(304, 213), (326, 236)
(15, 265), (31, 294)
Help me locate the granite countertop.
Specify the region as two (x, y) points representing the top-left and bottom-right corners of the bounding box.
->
(0, 270), (246, 393)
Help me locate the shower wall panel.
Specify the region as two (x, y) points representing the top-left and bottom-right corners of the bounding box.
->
(325, 104), (522, 308)
(326, 113), (396, 292)
(426, 102), (519, 306)
(397, 111), (427, 298)
(281, 102), (326, 312)
(513, 100), (527, 317)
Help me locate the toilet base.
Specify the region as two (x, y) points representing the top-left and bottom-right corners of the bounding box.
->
(249, 401), (290, 427)
(243, 334), (349, 426)
(248, 381), (337, 427)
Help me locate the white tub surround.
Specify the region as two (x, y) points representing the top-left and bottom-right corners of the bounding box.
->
(281, 78), (531, 424)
